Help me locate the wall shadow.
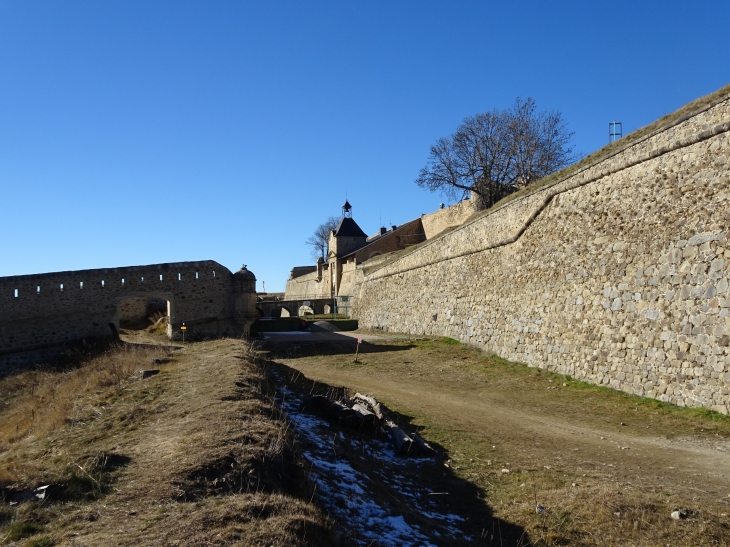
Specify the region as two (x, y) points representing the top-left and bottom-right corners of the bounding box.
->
(267, 359), (530, 546)
(260, 337), (413, 360)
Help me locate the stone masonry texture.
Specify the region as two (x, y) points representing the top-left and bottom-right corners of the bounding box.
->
(0, 260), (256, 373)
(353, 92), (730, 414)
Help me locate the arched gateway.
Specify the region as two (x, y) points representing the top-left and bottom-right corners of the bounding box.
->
(0, 261), (257, 372)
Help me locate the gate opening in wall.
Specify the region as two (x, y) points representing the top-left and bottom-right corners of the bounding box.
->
(117, 295), (171, 335)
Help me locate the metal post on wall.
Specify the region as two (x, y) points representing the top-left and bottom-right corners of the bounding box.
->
(609, 121), (622, 143)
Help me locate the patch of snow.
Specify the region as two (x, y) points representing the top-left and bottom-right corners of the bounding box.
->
(271, 371), (470, 545)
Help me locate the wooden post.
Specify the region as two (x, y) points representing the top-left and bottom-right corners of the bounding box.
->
(354, 337), (362, 362)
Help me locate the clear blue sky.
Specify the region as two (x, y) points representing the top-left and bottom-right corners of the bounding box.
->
(1, 1), (727, 291)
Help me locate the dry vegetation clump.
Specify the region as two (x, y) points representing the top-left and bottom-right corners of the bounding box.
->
(145, 311), (169, 336)
(488, 478), (730, 547)
(0, 343), (163, 452)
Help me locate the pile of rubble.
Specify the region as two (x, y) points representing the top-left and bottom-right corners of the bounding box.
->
(300, 392), (435, 457)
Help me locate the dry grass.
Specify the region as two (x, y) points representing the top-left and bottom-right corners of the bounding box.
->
(0, 343), (165, 452)
(145, 312), (168, 336)
(424, 415), (730, 546)
(0, 338), (335, 546)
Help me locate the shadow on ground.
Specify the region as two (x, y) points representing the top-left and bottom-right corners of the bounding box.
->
(268, 359), (530, 547)
(261, 337), (413, 360)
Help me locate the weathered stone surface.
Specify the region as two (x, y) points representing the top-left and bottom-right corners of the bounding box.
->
(0, 261), (257, 372)
(352, 93), (730, 412)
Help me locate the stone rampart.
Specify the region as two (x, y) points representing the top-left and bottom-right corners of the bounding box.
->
(0, 260), (256, 372)
(354, 91), (730, 413)
(285, 265), (331, 300)
(420, 199), (476, 239)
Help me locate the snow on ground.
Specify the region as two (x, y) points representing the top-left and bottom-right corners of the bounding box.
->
(271, 370), (469, 546)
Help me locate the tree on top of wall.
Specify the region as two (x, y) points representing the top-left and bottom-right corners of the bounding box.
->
(415, 97), (576, 210)
(306, 216), (340, 262)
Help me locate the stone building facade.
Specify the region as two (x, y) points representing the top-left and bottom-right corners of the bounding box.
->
(420, 198), (476, 239)
(284, 201), (465, 302)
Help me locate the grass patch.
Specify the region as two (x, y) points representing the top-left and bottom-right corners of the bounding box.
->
(0, 338), (334, 546)
(2, 522), (42, 542)
(26, 537), (55, 547)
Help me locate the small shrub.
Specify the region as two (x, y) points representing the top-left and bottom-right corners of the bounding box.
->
(26, 536), (55, 547)
(60, 452), (126, 501)
(3, 522), (42, 542)
(441, 337), (461, 345)
(146, 312), (168, 336)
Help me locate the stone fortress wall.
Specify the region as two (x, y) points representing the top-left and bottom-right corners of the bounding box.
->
(420, 198), (476, 239)
(0, 260), (256, 372)
(284, 262), (332, 301)
(353, 89), (730, 413)
(285, 211), (460, 302)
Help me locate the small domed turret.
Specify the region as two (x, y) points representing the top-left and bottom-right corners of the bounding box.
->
(232, 264), (257, 324)
(234, 264), (256, 282)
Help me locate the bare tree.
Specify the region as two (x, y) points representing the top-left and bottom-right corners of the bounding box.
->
(416, 97), (575, 210)
(306, 216), (340, 261)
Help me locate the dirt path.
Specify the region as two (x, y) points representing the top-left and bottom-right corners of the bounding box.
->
(268, 335), (730, 545)
(1, 338), (332, 546)
(291, 374), (730, 494)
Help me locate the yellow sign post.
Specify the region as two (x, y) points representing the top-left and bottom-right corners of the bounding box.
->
(180, 323), (186, 344)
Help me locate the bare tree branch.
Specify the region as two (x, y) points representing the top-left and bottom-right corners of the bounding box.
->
(415, 97), (575, 210)
(306, 216), (340, 262)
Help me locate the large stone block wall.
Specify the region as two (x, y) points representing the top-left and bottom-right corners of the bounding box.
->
(119, 296), (151, 322)
(338, 260), (364, 299)
(0, 260), (255, 372)
(420, 198), (477, 239)
(354, 93), (730, 412)
(284, 266), (331, 300)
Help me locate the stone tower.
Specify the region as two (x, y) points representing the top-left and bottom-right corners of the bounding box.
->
(328, 200), (368, 259)
(231, 265), (258, 329)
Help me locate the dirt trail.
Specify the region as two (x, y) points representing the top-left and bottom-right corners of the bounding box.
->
(272, 338), (730, 502)
(34, 337), (331, 546)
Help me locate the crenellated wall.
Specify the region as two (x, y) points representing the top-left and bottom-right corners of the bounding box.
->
(0, 261), (256, 372)
(353, 88), (730, 413)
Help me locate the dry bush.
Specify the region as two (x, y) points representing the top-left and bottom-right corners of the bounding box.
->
(146, 312), (169, 336)
(0, 344), (163, 451)
(514, 482), (730, 547)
